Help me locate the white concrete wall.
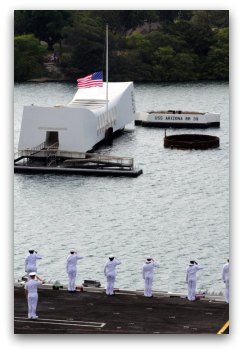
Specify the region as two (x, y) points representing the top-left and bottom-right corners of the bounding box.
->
(110, 83), (135, 130)
(19, 106), (97, 152)
(18, 82), (136, 153)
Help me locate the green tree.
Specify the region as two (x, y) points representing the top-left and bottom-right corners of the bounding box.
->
(191, 10), (229, 29)
(202, 28), (229, 79)
(157, 10), (179, 23)
(61, 14), (105, 78)
(174, 19), (214, 55)
(13, 10), (229, 82)
(92, 10), (159, 35)
(14, 10), (72, 50)
(14, 34), (47, 81)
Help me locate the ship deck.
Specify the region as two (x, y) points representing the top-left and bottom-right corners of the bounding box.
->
(14, 286), (229, 334)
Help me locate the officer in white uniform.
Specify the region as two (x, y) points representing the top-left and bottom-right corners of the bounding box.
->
(186, 260), (203, 301)
(25, 249), (43, 274)
(222, 259), (229, 303)
(24, 272), (45, 319)
(142, 256), (159, 297)
(104, 255), (121, 296)
(66, 250), (84, 292)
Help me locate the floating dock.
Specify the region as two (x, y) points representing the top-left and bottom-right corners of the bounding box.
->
(14, 149), (143, 178)
(14, 285), (229, 334)
(14, 164), (143, 177)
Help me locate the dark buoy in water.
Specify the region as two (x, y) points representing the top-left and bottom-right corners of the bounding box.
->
(164, 134), (219, 150)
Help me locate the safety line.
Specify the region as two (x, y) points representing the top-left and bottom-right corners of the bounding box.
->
(14, 317), (106, 328)
(217, 320), (229, 334)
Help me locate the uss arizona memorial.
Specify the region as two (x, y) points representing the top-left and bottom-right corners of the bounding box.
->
(18, 82), (135, 154)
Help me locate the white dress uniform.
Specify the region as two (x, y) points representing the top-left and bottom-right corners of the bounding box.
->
(186, 262), (203, 301)
(222, 261), (229, 303)
(24, 276), (43, 319)
(142, 259), (159, 297)
(104, 256), (121, 295)
(66, 252), (84, 292)
(25, 252), (42, 274)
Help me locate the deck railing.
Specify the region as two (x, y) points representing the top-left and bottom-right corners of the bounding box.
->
(85, 153), (134, 168)
(17, 141), (59, 157)
(15, 145), (134, 169)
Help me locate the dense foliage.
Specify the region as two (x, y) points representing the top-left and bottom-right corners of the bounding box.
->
(14, 34), (48, 81)
(14, 10), (229, 82)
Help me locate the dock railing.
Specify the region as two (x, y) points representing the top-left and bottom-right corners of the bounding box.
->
(16, 142), (59, 158)
(19, 141), (47, 157)
(16, 149), (86, 160)
(15, 145), (134, 170)
(85, 153), (134, 169)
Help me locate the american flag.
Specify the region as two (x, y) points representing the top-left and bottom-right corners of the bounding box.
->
(77, 71), (103, 88)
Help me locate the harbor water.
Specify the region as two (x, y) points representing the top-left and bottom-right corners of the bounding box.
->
(14, 81), (229, 295)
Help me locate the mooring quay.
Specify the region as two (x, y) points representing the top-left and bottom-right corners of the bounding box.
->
(14, 285), (229, 334)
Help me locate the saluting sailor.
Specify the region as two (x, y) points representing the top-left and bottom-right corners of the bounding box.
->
(104, 255), (121, 296)
(186, 260), (203, 301)
(222, 259), (229, 303)
(24, 272), (45, 319)
(66, 250), (84, 292)
(25, 249), (43, 274)
(142, 256), (159, 297)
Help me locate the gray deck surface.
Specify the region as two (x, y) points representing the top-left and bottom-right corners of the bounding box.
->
(14, 286), (228, 334)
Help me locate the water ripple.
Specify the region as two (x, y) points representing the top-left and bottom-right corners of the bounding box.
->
(14, 82), (229, 295)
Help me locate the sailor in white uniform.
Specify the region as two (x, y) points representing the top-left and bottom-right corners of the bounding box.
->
(66, 250), (84, 292)
(25, 249), (43, 274)
(24, 272), (45, 319)
(142, 256), (159, 297)
(186, 260), (203, 301)
(104, 255), (121, 296)
(222, 259), (229, 303)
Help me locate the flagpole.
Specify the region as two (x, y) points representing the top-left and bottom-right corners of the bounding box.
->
(106, 23), (108, 126)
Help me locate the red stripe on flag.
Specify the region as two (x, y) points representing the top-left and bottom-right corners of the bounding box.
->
(77, 72), (103, 88)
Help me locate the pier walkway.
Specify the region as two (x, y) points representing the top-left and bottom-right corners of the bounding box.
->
(14, 286), (229, 334)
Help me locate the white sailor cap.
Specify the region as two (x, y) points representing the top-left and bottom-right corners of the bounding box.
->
(29, 272), (36, 276)
(146, 256), (152, 260)
(109, 254), (115, 258)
